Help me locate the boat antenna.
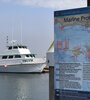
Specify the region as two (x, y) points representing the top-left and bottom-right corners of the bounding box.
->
(6, 35), (8, 46)
(12, 23), (14, 46)
(20, 21), (22, 45)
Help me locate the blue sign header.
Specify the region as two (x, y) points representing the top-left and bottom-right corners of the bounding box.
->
(54, 7), (90, 17)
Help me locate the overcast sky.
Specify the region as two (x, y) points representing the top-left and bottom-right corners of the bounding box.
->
(0, 0), (87, 57)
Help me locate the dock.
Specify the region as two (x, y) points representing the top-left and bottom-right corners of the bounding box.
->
(43, 65), (49, 73)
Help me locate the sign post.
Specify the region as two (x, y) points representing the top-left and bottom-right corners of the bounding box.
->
(54, 7), (90, 100)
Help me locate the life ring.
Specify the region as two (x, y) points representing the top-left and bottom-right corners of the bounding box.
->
(4, 65), (8, 68)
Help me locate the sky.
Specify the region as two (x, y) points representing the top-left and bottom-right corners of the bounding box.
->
(0, 0), (87, 57)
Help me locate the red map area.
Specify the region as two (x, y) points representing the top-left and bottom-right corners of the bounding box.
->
(60, 27), (64, 31)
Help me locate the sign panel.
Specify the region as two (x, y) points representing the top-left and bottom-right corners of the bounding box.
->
(54, 7), (90, 100)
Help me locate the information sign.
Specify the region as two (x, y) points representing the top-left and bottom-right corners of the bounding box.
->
(54, 7), (90, 100)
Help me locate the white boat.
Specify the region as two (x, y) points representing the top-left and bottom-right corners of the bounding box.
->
(0, 43), (46, 73)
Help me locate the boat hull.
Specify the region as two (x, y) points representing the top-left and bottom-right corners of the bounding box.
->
(0, 63), (45, 73)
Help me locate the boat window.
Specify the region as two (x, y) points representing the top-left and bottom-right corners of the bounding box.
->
(21, 46), (25, 48)
(2, 56), (7, 59)
(24, 46), (27, 48)
(32, 54), (35, 57)
(30, 54), (35, 57)
(26, 55), (29, 57)
(30, 54), (32, 57)
(8, 55), (13, 59)
(15, 55), (21, 58)
(22, 46), (25, 48)
(19, 46), (22, 48)
(13, 46), (18, 49)
(8, 46), (12, 50)
(18, 46), (27, 49)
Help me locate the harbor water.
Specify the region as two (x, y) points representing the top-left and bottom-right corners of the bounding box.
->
(0, 73), (49, 100)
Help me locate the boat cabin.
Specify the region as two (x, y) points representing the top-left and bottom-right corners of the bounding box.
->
(0, 45), (36, 60)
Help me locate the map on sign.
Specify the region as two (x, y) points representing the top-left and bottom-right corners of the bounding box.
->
(55, 15), (90, 63)
(54, 7), (90, 94)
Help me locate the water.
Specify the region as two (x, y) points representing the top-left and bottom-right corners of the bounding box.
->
(0, 73), (49, 100)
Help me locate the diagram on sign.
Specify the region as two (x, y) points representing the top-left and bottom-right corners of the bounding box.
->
(55, 14), (90, 62)
(57, 40), (84, 59)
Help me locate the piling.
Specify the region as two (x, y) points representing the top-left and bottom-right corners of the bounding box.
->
(49, 66), (54, 100)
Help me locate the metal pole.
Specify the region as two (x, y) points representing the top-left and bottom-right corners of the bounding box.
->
(88, 0), (90, 6)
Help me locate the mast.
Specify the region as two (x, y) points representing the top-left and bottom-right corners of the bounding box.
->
(6, 35), (8, 46)
(12, 23), (14, 46)
(20, 21), (22, 45)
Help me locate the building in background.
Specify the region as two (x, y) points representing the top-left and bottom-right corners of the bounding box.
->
(46, 41), (54, 67)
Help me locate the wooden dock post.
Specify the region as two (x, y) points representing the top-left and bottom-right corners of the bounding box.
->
(46, 51), (54, 100)
(49, 66), (54, 100)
